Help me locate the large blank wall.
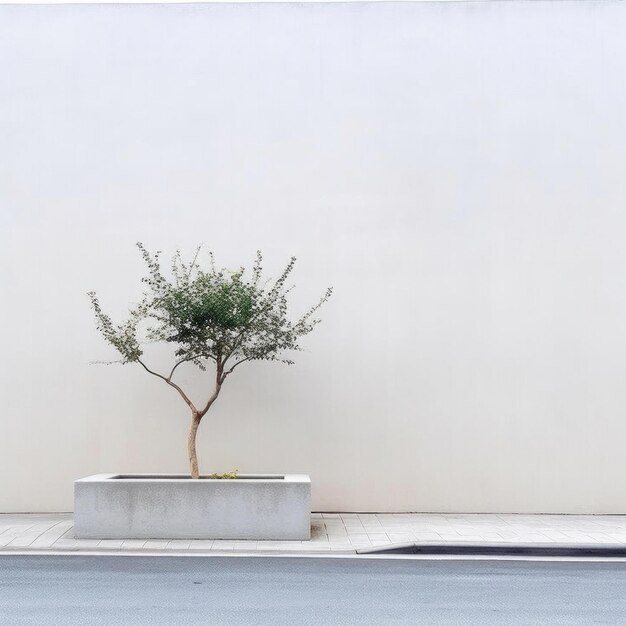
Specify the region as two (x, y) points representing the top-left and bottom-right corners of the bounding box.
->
(2, 1), (626, 513)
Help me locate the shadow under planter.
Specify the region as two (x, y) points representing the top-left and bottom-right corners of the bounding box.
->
(74, 474), (311, 540)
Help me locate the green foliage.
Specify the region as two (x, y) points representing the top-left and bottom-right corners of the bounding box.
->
(88, 244), (332, 380)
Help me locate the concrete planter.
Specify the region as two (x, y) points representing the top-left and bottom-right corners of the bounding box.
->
(74, 474), (311, 540)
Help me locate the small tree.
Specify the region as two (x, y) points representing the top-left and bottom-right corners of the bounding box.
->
(88, 244), (332, 479)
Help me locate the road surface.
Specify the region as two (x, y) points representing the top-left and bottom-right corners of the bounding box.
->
(1, 555), (625, 624)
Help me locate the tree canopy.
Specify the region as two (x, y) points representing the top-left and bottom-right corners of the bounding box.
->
(88, 243), (332, 387)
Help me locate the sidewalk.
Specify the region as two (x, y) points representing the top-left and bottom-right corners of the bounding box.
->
(2, 513), (626, 555)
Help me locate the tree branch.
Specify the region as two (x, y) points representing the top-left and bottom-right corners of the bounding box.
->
(196, 356), (230, 416)
(168, 355), (204, 382)
(222, 357), (251, 381)
(198, 384), (222, 417)
(138, 359), (197, 412)
(187, 245), (202, 280)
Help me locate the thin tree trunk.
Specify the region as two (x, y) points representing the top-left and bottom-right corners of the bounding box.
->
(188, 372), (224, 479)
(188, 412), (201, 479)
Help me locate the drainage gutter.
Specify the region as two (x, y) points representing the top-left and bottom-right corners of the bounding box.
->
(356, 542), (626, 558)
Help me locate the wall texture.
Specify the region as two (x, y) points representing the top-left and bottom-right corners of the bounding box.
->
(2, 1), (626, 513)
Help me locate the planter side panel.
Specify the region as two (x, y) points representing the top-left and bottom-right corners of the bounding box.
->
(74, 476), (311, 540)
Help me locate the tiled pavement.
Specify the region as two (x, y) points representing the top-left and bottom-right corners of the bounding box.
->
(2, 513), (626, 554)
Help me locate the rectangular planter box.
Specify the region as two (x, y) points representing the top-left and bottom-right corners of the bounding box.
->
(74, 473), (311, 540)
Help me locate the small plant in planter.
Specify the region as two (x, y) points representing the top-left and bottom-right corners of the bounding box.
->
(88, 243), (332, 479)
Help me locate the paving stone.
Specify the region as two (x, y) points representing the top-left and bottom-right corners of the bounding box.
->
(30, 523), (75, 548)
(121, 540), (147, 549)
(143, 540), (169, 549)
(7, 533), (43, 548)
(186, 540), (214, 550)
(97, 540), (124, 548)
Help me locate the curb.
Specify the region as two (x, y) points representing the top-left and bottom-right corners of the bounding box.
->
(3, 543), (626, 559)
(356, 542), (626, 558)
(0, 546), (356, 557)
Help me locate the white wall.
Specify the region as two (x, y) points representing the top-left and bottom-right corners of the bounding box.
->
(2, 1), (626, 513)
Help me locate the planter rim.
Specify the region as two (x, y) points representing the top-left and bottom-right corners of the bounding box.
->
(75, 473), (310, 484)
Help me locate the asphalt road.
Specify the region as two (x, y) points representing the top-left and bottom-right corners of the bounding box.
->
(1, 555), (626, 625)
